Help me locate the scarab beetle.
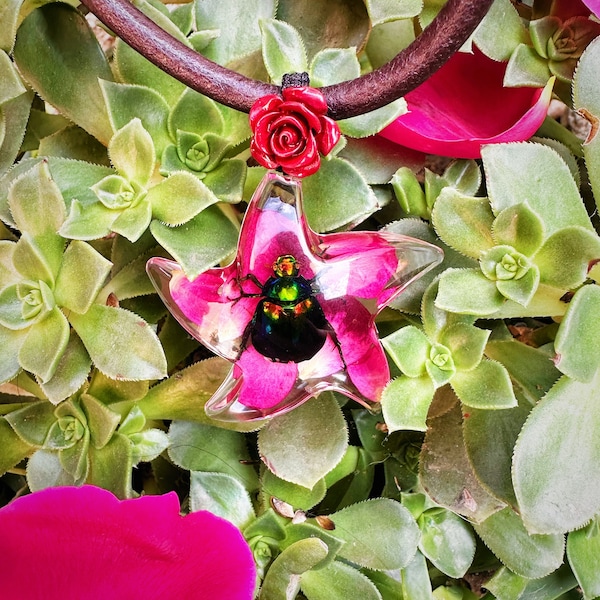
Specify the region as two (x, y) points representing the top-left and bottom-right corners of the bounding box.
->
(246, 255), (329, 363)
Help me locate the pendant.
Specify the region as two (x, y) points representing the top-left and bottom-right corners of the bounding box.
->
(147, 171), (443, 421)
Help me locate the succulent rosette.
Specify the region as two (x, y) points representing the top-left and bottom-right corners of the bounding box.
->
(249, 87), (341, 178)
(0, 486), (256, 599)
(147, 172), (442, 421)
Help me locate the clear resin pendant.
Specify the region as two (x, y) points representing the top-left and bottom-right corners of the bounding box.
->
(147, 171), (443, 421)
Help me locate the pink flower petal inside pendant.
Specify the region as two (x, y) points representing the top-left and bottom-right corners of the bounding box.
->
(147, 172), (442, 421)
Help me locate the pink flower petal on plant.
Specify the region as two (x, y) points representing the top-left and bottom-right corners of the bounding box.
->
(0, 485), (256, 600)
(581, 0), (600, 16)
(380, 48), (554, 159)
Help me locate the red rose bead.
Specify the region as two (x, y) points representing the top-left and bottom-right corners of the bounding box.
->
(249, 86), (341, 178)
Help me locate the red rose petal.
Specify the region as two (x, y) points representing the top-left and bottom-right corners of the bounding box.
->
(282, 87), (328, 115)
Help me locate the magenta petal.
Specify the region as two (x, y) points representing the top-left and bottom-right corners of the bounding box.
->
(321, 297), (389, 401)
(237, 345), (299, 409)
(147, 258), (259, 361)
(380, 48), (554, 159)
(0, 486), (256, 600)
(581, 0), (600, 16)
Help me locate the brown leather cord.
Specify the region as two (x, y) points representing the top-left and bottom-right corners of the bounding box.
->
(80, 0), (494, 120)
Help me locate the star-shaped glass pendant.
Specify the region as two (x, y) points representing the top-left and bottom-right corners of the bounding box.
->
(147, 171), (443, 421)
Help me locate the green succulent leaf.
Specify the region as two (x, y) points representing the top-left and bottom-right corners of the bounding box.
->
(400, 551), (433, 600)
(0, 416), (33, 475)
(110, 197), (153, 243)
(5, 400), (55, 447)
(100, 81), (171, 158)
(303, 157), (379, 232)
(12, 235), (56, 286)
(427, 342), (455, 382)
(382, 325), (429, 377)
(8, 162), (66, 273)
(38, 334), (91, 404)
(150, 205), (239, 279)
(80, 393), (120, 450)
(108, 119), (155, 186)
(168, 89), (224, 140)
(59, 199), (118, 241)
(492, 203), (545, 257)
(190, 471), (255, 529)
(338, 98), (407, 138)
(482, 143), (592, 235)
(436, 268), (505, 315)
(260, 18), (308, 84)
(195, 0), (276, 65)
(136, 358), (244, 427)
(381, 376), (435, 433)
(573, 36), (600, 209)
(19, 307), (70, 383)
(439, 323), (489, 372)
(168, 420), (259, 491)
(431, 190), (495, 259)
(495, 264), (540, 306)
(88, 372), (149, 405)
(54, 241), (112, 314)
(259, 538), (328, 600)
(463, 396), (530, 507)
(554, 284), (600, 382)
(26, 448), (79, 491)
(513, 372), (600, 534)
(258, 394), (348, 489)
(202, 158), (246, 203)
(504, 44), (552, 87)
(420, 402), (505, 522)
(112, 0), (189, 105)
(309, 47), (360, 87)
(0, 326), (26, 383)
(364, 0), (422, 25)
(535, 226), (600, 289)
(0, 89), (33, 178)
(391, 167), (428, 219)
(87, 432), (133, 498)
(567, 519), (600, 599)
(418, 508), (476, 578)
(472, 0), (528, 61)
(302, 560), (383, 600)
(330, 498), (420, 570)
(474, 507), (565, 579)
(68, 304), (167, 381)
(13, 3), (114, 145)
(485, 339), (560, 404)
(262, 470), (326, 511)
(451, 359), (516, 410)
(148, 172), (219, 226)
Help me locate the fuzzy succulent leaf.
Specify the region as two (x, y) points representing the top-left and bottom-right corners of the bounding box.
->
(258, 394), (348, 489)
(513, 372), (600, 534)
(381, 375), (435, 433)
(13, 3), (114, 145)
(68, 304), (167, 381)
(260, 18), (308, 84)
(329, 498), (420, 571)
(190, 471), (255, 530)
(474, 507), (565, 578)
